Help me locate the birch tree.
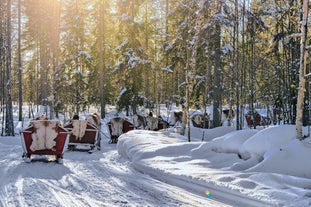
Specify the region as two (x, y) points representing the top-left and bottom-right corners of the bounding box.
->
(296, 0), (309, 140)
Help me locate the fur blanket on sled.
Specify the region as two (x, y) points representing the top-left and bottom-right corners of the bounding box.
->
(110, 118), (124, 137)
(29, 120), (60, 151)
(71, 120), (88, 140)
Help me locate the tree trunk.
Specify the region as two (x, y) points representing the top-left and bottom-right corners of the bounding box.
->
(234, 0), (241, 130)
(296, 0), (309, 140)
(5, 0), (14, 136)
(99, 1), (105, 119)
(18, 0), (23, 122)
(1, 2), (5, 135)
(212, 23), (222, 128)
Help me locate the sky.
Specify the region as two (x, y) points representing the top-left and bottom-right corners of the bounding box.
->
(0, 106), (311, 206)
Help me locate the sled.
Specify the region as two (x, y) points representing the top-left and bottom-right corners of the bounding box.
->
(63, 120), (101, 153)
(133, 114), (169, 131)
(191, 114), (209, 129)
(155, 119), (169, 131)
(107, 118), (134, 144)
(245, 111), (271, 128)
(21, 120), (69, 163)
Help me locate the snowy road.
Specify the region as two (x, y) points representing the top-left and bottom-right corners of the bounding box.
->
(0, 137), (231, 207)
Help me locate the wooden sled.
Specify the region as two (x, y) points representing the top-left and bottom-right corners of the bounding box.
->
(191, 114), (209, 129)
(155, 119), (169, 131)
(63, 120), (101, 153)
(245, 111), (271, 128)
(107, 118), (134, 144)
(21, 120), (69, 164)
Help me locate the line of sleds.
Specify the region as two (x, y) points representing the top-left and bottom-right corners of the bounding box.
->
(106, 112), (210, 144)
(107, 114), (169, 144)
(20, 113), (101, 164)
(20, 111), (209, 164)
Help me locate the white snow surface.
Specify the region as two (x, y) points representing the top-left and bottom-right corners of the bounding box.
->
(1, 114), (311, 206)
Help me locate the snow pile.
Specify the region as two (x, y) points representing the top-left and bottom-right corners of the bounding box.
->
(238, 125), (297, 159)
(117, 125), (311, 206)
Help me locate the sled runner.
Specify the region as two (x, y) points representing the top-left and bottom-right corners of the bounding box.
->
(107, 117), (134, 143)
(63, 119), (101, 153)
(21, 120), (69, 163)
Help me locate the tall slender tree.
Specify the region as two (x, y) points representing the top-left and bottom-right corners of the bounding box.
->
(18, 0), (22, 122)
(296, 0), (309, 140)
(98, 0), (105, 119)
(5, 0), (14, 136)
(211, 1), (223, 128)
(0, 0), (6, 135)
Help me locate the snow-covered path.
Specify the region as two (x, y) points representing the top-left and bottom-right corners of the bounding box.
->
(0, 136), (230, 207)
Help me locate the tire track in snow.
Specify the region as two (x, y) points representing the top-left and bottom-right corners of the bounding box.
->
(69, 147), (231, 207)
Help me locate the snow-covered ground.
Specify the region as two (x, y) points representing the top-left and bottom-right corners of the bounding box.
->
(0, 134), (227, 207)
(1, 107), (311, 206)
(118, 125), (311, 207)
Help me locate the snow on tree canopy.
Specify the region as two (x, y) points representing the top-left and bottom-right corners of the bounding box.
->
(162, 65), (173, 73)
(47, 95), (54, 102)
(214, 13), (232, 26)
(121, 13), (131, 21)
(78, 51), (91, 59)
(222, 44), (233, 54)
(75, 68), (84, 76)
(260, 16), (269, 29)
(115, 39), (129, 51)
(118, 87), (127, 100)
(195, 75), (205, 79)
(123, 50), (141, 68)
(117, 87), (127, 101)
(164, 43), (172, 52)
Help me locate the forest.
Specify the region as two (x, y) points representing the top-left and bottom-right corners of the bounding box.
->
(0, 0), (310, 137)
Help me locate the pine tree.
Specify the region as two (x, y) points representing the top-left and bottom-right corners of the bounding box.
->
(114, 0), (147, 115)
(5, 0), (15, 136)
(60, 0), (91, 115)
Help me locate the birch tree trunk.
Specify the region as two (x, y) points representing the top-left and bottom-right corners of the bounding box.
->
(296, 0), (309, 140)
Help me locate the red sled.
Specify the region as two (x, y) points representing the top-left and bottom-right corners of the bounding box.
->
(63, 120), (101, 153)
(107, 118), (134, 143)
(21, 120), (69, 163)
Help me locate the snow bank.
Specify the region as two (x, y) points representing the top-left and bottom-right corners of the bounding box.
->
(117, 125), (311, 206)
(202, 126), (235, 142)
(248, 138), (311, 178)
(238, 125), (297, 159)
(208, 129), (258, 154)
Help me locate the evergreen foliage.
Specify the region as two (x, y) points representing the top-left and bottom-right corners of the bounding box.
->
(0, 0), (310, 134)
